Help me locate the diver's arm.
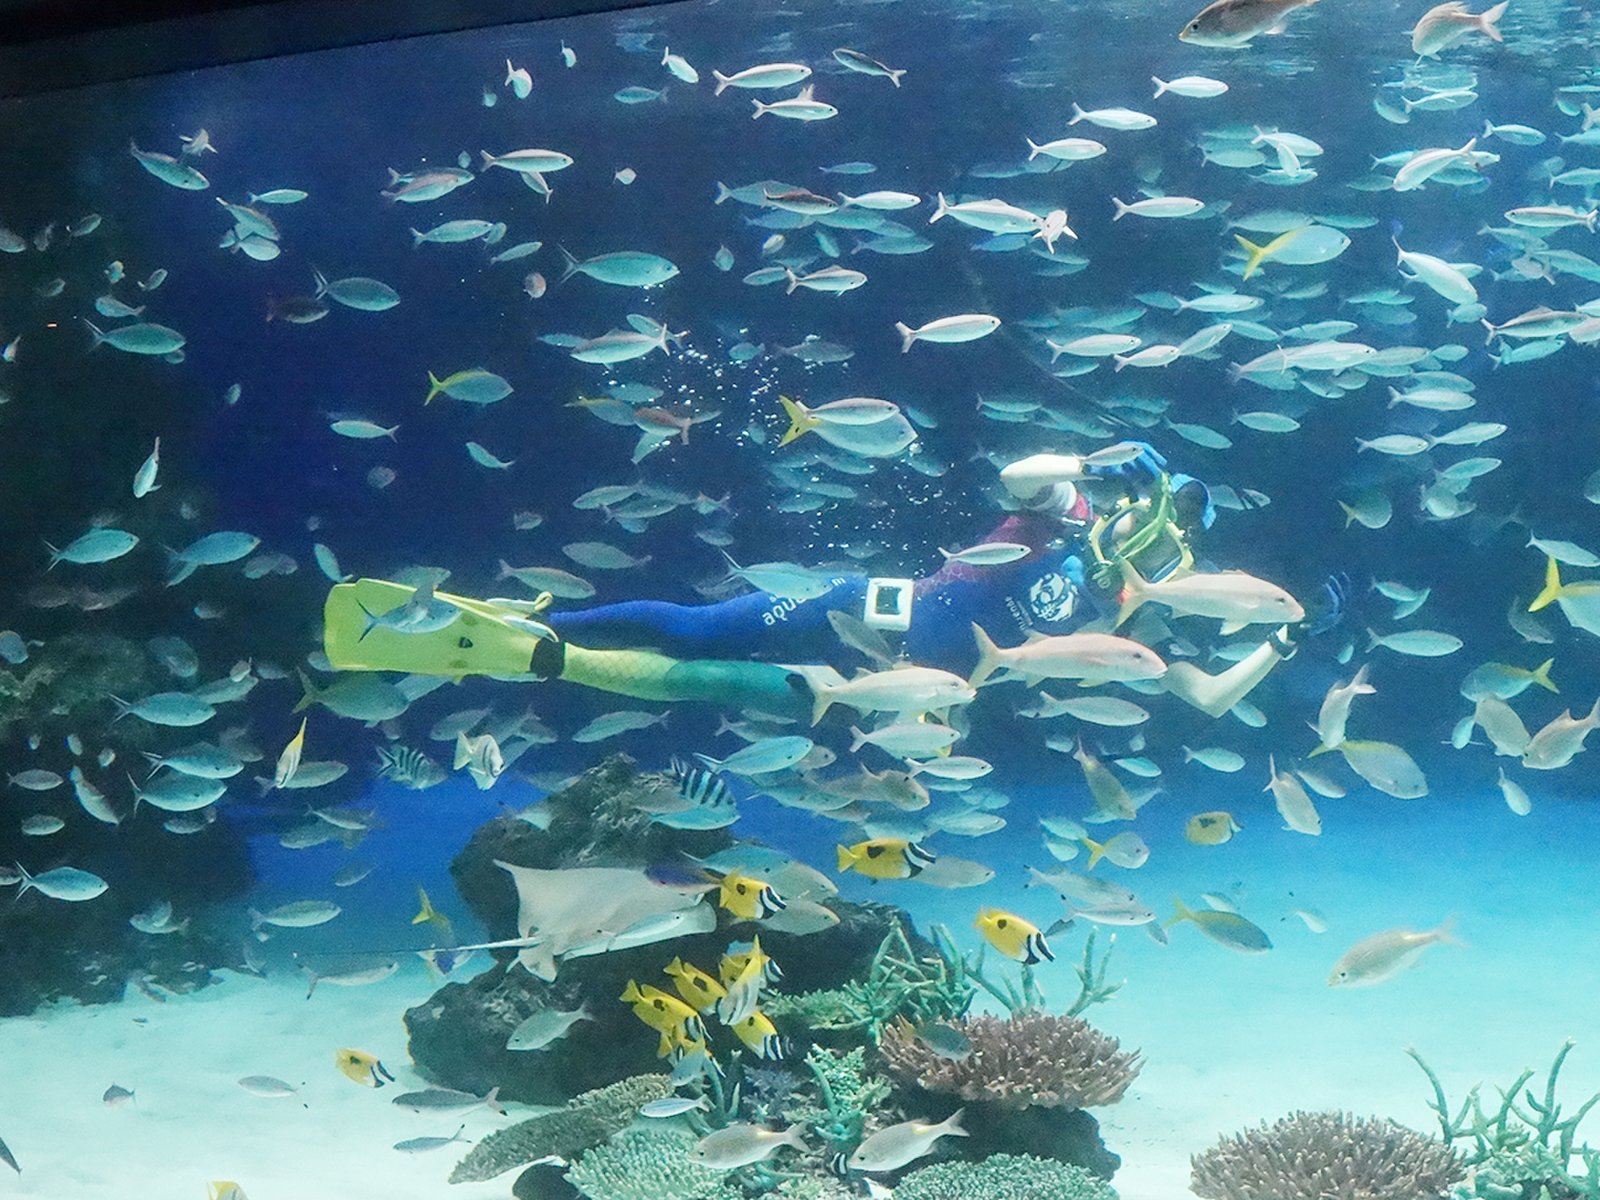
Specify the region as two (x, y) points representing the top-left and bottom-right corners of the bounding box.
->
(1000, 454), (1088, 500)
(1159, 631), (1290, 718)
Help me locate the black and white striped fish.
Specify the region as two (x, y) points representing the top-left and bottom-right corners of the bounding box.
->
(375, 744), (447, 790)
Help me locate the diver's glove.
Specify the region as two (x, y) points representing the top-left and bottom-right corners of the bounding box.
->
(1271, 572), (1350, 656)
(1084, 440), (1167, 489)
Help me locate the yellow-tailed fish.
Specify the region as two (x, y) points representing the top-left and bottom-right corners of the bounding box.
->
(717, 935), (769, 1025)
(621, 980), (706, 1039)
(663, 957), (726, 1013)
(717, 871), (786, 921)
(1168, 896), (1272, 953)
(1185, 811), (1241, 845)
(729, 1008), (787, 1059)
(412, 886), (452, 932)
(835, 838), (936, 880)
(974, 908), (1053, 964)
(1234, 228), (1304, 280)
(273, 717), (307, 789)
(334, 1047), (395, 1087)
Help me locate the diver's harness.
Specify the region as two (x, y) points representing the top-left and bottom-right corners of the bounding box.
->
(1085, 472), (1194, 592)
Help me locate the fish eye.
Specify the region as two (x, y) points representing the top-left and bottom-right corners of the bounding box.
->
(997, 917), (1008, 927)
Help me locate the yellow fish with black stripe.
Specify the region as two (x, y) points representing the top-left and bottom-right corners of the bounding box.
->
(975, 908), (1054, 965)
(716, 870), (786, 921)
(835, 837), (936, 880)
(729, 1007), (788, 1060)
(719, 938), (782, 987)
(334, 1047), (395, 1087)
(621, 980), (706, 1057)
(663, 957), (727, 1013)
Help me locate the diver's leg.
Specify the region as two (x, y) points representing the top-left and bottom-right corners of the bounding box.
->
(547, 576), (866, 659)
(529, 639), (812, 721)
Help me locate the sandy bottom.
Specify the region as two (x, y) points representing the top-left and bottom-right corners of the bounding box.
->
(6, 777), (1598, 1199)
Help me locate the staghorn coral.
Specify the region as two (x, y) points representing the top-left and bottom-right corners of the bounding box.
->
(894, 1153), (1118, 1200)
(1190, 1110), (1463, 1200)
(880, 1011), (1141, 1110)
(565, 1128), (739, 1200)
(449, 1074), (672, 1183)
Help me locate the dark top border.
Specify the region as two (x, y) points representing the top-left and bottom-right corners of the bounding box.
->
(0, 0), (680, 98)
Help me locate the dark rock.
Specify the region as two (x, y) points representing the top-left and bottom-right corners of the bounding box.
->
(887, 1086), (1122, 1180)
(513, 1164), (580, 1200)
(406, 755), (944, 1103)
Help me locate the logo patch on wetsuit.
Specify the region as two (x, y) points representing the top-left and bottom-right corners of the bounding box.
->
(1028, 571), (1077, 625)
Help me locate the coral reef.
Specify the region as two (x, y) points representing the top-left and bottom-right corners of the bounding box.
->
(566, 1128), (740, 1200)
(880, 1011), (1141, 1110)
(449, 1074), (672, 1184)
(1409, 1043), (1600, 1200)
(409, 756), (934, 1102)
(1190, 1110), (1463, 1200)
(893, 1153), (1119, 1200)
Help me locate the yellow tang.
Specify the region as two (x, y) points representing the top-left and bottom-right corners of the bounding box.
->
(1185, 811), (1241, 846)
(334, 1047), (395, 1088)
(729, 1008), (787, 1060)
(663, 957), (727, 1013)
(835, 838), (936, 880)
(717, 871), (786, 921)
(974, 908), (1054, 965)
(621, 980), (705, 1038)
(718, 938), (781, 987)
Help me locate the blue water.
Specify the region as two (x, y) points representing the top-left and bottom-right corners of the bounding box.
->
(3, 0), (1600, 1195)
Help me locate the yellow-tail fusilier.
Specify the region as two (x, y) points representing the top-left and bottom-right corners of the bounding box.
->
(974, 908), (1054, 964)
(729, 1008), (787, 1060)
(412, 886), (452, 934)
(1234, 228), (1304, 280)
(663, 957), (727, 1013)
(1168, 896), (1272, 954)
(335, 1047), (395, 1087)
(717, 871), (786, 921)
(835, 838), (936, 880)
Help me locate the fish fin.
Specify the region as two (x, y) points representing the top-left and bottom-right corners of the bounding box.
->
(1529, 557), (1564, 612)
(835, 844), (855, 872)
(1432, 915), (1465, 947)
(1111, 196), (1131, 221)
(712, 70), (732, 96)
(1082, 838), (1105, 869)
(887, 67), (905, 87)
(928, 192), (950, 223)
(967, 622), (1002, 688)
(424, 371), (445, 405)
(1025, 137), (1044, 161)
(942, 1107), (970, 1137)
(1151, 76), (1168, 99)
(1166, 895), (1194, 929)
(292, 669), (318, 714)
(1235, 234), (1267, 280)
(809, 681), (835, 727)
(1069, 102), (1086, 125)
(894, 321), (916, 354)
(1530, 658), (1558, 693)
(556, 245), (581, 285)
(1219, 619), (1247, 636)
(777, 395), (818, 446)
(483, 1086), (504, 1116)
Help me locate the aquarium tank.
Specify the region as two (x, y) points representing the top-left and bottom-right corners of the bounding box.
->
(2, 0), (1599, 1196)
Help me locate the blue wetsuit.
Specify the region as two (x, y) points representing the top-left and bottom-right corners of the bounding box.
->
(547, 511), (1105, 678)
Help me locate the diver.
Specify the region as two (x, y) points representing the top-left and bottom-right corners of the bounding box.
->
(324, 443), (1344, 723)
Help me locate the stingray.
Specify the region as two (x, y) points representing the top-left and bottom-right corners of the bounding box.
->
(492, 861), (713, 980)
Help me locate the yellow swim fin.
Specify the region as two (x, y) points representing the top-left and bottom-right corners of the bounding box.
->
(323, 579), (556, 680)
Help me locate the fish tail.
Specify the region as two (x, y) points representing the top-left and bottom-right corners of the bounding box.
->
(311, 267), (328, 298)
(108, 694), (134, 722)
(1529, 658), (1558, 693)
(1025, 137), (1043, 161)
(968, 622), (1003, 688)
(887, 67), (905, 87)
(1167, 895), (1194, 929)
(713, 181), (733, 204)
(750, 99), (768, 119)
(82, 318), (107, 349)
(777, 395), (818, 445)
(1069, 102), (1086, 125)
(11, 862), (31, 900)
(483, 1086), (504, 1116)
(478, 150), (496, 171)
(848, 726), (870, 754)
(292, 669), (319, 714)
(1113, 559), (1147, 628)
(809, 681), (835, 727)
(1365, 627), (1383, 652)
(894, 321), (916, 353)
(1432, 915), (1465, 947)
(942, 1107), (970, 1138)
(712, 70), (732, 96)
(1234, 234), (1267, 280)
(1481, 318), (1496, 346)
(556, 245), (581, 285)
(835, 844), (857, 873)
(42, 539), (61, 569)
(408, 228), (426, 248)
(1082, 837), (1106, 869)
(424, 371), (445, 405)
(1111, 196), (1131, 221)
(1529, 556), (1564, 612)
(929, 192), (950, 223)
(1151, 76), (1168, 99)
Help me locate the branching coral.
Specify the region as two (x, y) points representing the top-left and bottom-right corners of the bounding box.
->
(565, 1128), (740, 1200)
(894, 1153), (1119, 1200)
(449, 1073), (673, 1183)
(1190, 1110), (1463, 1200)
(1408, 1042), (1600, 1200)
(879, 1011), (1141, 1110)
